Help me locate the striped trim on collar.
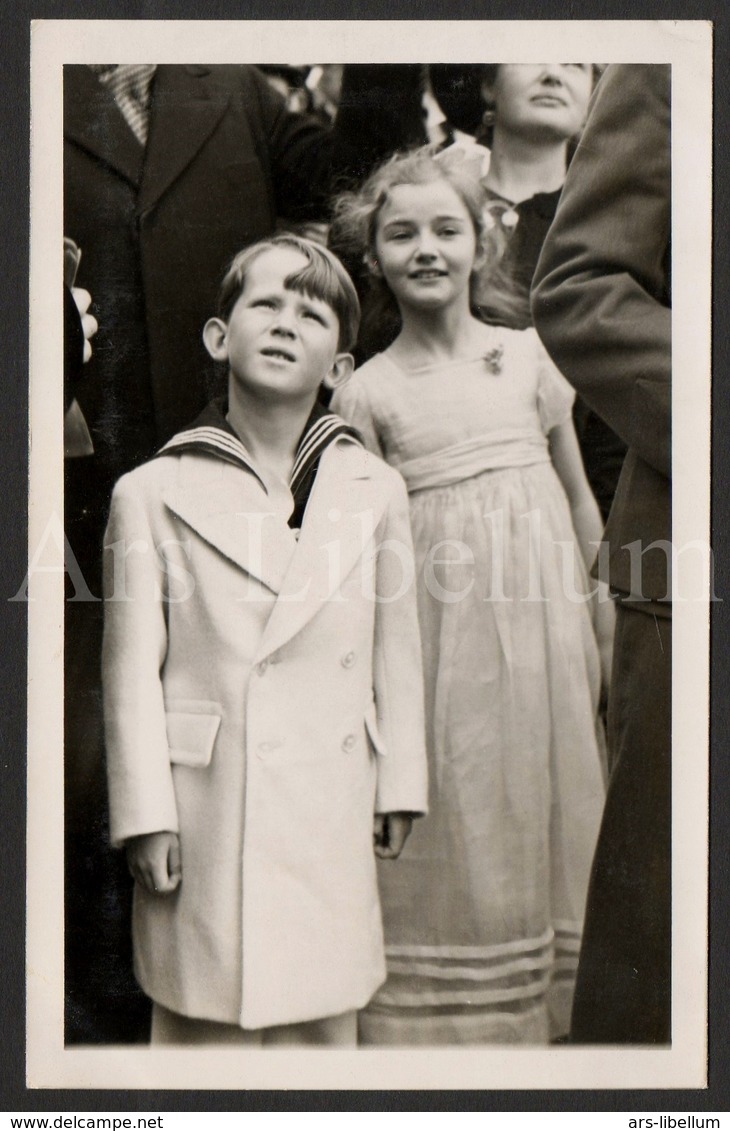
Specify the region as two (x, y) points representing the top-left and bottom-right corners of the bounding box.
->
(156, 398), (362, 526)
(289, 411), (360, 495)
(158, 423), (257, 476)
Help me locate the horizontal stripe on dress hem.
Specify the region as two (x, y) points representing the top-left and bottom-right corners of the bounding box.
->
(385, 926), (554, 961)
(385, 953), (554, 983)
(372, 973), (553, 1008)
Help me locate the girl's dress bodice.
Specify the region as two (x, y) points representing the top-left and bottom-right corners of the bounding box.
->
(333, 325), (575, 492)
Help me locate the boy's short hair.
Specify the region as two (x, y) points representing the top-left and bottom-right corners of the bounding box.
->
(218, 234), (361, 352)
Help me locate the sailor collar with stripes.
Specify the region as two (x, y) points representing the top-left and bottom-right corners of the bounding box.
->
(156, 397), (362, 531)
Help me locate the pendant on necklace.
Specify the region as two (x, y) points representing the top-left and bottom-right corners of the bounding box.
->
(484, 345), (504, 375)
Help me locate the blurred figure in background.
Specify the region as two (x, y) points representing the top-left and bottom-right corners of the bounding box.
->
(258, 64), (344, 125)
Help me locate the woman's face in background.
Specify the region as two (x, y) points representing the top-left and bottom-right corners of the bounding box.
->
(483, 64), (594, 144)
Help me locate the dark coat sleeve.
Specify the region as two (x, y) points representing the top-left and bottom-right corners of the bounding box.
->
(531, 64), (671, 479)
(330, 64), (427, 189)
(249, 64), (427, 219)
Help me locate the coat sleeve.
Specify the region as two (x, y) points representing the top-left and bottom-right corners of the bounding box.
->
(531, 64), (671, 478)
(247, 64), (427, 220)
(371, 468), (428, 816)
(102, 476), (179, 847)
(329, 64), (427, 191)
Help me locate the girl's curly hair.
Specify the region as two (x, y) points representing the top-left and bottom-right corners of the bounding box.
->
(329, 146), (490, 345)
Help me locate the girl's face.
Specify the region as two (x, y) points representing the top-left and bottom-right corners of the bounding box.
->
(484, 64), (593, 143)
(373, 180), (479, 315)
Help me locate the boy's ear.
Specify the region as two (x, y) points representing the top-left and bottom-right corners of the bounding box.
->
(202, 317), (229, 362)
(322, 352), (355, 392)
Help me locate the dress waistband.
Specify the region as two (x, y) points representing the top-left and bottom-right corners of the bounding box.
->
(395, 430), (551, 493)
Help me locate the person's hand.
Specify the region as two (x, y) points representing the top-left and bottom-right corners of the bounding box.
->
(71, 286), (98, 363)
(126, 831), (181, 895)
(373, 812), (414, 860)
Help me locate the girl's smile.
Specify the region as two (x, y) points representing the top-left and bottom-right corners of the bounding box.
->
(374, 180), (479, 314)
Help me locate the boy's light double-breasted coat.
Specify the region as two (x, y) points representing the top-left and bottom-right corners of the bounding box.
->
(103, 436), (428, 1030)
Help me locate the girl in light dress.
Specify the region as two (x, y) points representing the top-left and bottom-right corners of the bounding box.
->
(330, 148), (612, 1046)
(428, 63), (626, 524)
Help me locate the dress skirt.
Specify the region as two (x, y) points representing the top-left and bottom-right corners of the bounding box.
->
(359, 461), (606, 1045)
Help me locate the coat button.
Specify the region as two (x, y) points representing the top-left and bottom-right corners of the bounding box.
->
(341, 651), (356, 669)
(342, 733), (357, 753)
(257, 740), (276, 757)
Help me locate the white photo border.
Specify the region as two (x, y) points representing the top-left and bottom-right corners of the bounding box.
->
(27, 18), (712, 1090)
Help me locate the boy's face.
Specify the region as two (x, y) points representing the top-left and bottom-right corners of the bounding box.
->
(206, 247), (350, 405)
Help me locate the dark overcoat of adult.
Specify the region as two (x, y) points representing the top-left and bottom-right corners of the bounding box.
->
(65, 64), (418, 482)
(532, 63), (671, 1044)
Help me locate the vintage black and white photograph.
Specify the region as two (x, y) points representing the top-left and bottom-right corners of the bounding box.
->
(25, 18), (712, 1091)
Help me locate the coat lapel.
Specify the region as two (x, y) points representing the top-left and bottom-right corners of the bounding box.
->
(255, 442), (387, 661)
(64, 65), (145, 188)
(137, 66), (230, 214)
(162, 462), (297, 596)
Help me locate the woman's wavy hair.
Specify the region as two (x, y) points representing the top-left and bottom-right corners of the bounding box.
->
(330, 146), (489, 342)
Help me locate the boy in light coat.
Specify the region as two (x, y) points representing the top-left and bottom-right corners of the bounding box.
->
(103, 235), (428, 1045)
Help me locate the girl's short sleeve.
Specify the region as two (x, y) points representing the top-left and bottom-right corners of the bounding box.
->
(535, 334), (576, 435)
(331, 372), (384, 457)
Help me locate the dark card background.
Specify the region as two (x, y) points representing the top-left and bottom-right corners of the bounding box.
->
(3, 0), (728, 1113)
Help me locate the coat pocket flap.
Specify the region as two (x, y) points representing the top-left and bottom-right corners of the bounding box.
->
(165, 699), (222, 768)
(364, 700), (387, 758)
